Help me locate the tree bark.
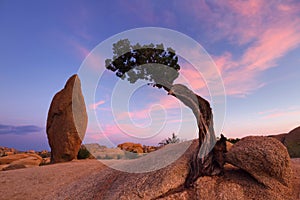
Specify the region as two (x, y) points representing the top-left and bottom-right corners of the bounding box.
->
(165, 84), (226, 187)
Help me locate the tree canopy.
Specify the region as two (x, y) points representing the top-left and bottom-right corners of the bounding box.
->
(105, 39), (180, 90)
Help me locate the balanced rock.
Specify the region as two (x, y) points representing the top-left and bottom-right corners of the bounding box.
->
(47, 74), (88, 163)
(226, 136), (292, 189)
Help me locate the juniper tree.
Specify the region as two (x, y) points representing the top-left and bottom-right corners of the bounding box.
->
(105, 39), (226, 187)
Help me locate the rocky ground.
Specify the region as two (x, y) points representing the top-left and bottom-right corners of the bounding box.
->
(269, 126), (300, 158)
(0, 139), (299, 200)
(0, 159), (299, 200)
(291, 158), (300, 199)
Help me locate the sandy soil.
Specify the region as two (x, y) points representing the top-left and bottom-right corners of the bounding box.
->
(0, 159), (299, 200)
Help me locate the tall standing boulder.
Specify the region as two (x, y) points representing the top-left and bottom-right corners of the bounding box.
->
(47, 74), (88, 163)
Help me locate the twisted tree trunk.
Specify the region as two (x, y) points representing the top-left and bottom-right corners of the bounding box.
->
(163, 83), (226, 187)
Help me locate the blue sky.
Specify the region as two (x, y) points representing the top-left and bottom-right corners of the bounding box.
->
(1, 0), (300, 150)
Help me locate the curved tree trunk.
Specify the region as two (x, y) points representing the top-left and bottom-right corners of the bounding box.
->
(162, 83), (226, 187)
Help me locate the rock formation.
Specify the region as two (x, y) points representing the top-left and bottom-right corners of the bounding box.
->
(226, 136), (292, 189)
(44, 137), (294, 200)
(0, 146), (18, 157)
(117, 142), (144, 153)
(51, 140), (199, 199)
(0, 153), (42, 171)
(269, 126), (300, 158)
(0, 135), (296, 199)
(283, 126), (300, 158)
(143, 145), (159, 153)
(46, 74), (88, 163)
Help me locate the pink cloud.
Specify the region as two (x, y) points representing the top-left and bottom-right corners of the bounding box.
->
(178, 65), (207, 92)
(259, 106), (300, 120)
(115, 95), (181, 122)
(242, 24), (300, 71)
(64, 37), (90, 59)
(158, 95), (182, 110)
(89, 100), (105, 110)
(214, 21), (300, 96)
(101, 124), (122, 135)
(85, 124), (124, 144)
(197, 0), (300, 97)
(66, 38), (106, 71)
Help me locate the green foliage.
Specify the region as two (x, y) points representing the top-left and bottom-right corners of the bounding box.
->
(77, 147), (91, 159)
(159, 133), (181, 146)
(124, 151), (139, 159)
(104, 154), (114, 160)
(39, 151), (51, 158)
(227, 138), (240, 144)
(105, 39), (180, 89)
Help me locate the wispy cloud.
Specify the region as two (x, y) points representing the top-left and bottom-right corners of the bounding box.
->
(0, 124), (43, 135)
(114, 94), (182, 122)
(66, 38), (91, 59)
(179, 0), (300, 97)
(89, 100), (105, 110)
(259, 106), (300, 120)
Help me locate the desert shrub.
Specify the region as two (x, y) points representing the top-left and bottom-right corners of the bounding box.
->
(39, 151), (51, 158)
(124, 151), (139, 159)
(159, 133), (180, 146)
(77, 147), (91, 159)
(39, 162), (49, 166)
(227, 138), (240, 144)
(104, 155), (114, 159)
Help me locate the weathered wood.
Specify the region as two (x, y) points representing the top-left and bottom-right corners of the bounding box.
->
(167, 84), (226, 187)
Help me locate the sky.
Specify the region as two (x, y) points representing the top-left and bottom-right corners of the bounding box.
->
(1, 0), (300, 151)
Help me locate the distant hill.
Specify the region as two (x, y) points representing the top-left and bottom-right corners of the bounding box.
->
(269, 126), (300, 158)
